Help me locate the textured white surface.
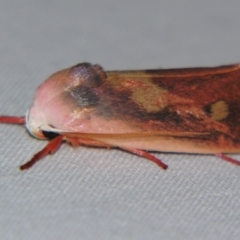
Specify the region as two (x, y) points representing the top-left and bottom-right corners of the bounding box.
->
(1, 1), (240, 240)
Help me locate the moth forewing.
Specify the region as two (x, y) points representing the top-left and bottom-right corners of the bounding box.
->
(1, 62), (240, 170)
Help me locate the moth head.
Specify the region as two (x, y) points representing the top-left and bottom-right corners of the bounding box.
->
(26, 109), (61, 139)
(25, 109), (47, 139)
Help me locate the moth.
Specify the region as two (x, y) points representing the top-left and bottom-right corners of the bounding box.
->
(1, 62), (240, 170)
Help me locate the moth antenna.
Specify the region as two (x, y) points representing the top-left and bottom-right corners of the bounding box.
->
(122, 147), (168, 170)
(215, 153), (240, 166)
(19, 135), (63, 170)
(0, 116), (25, 124)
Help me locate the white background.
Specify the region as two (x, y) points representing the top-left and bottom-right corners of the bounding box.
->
(0, 1), (240, 239)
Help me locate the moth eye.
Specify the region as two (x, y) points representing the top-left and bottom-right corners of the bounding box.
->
(41, 130), (59, 139)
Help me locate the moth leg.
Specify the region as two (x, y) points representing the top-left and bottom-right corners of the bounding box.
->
(0, 115), (25, 124)
(19, 135), (63, 170)
(122, 148), (168, 170)
(215, 153), (240, 166)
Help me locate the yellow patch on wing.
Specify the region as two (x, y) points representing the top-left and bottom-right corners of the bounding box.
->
(210, 100), (229, 121)
(131, 82), (168, 112)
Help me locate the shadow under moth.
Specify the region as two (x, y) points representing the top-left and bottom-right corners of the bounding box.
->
(1, 62), (240, 170)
